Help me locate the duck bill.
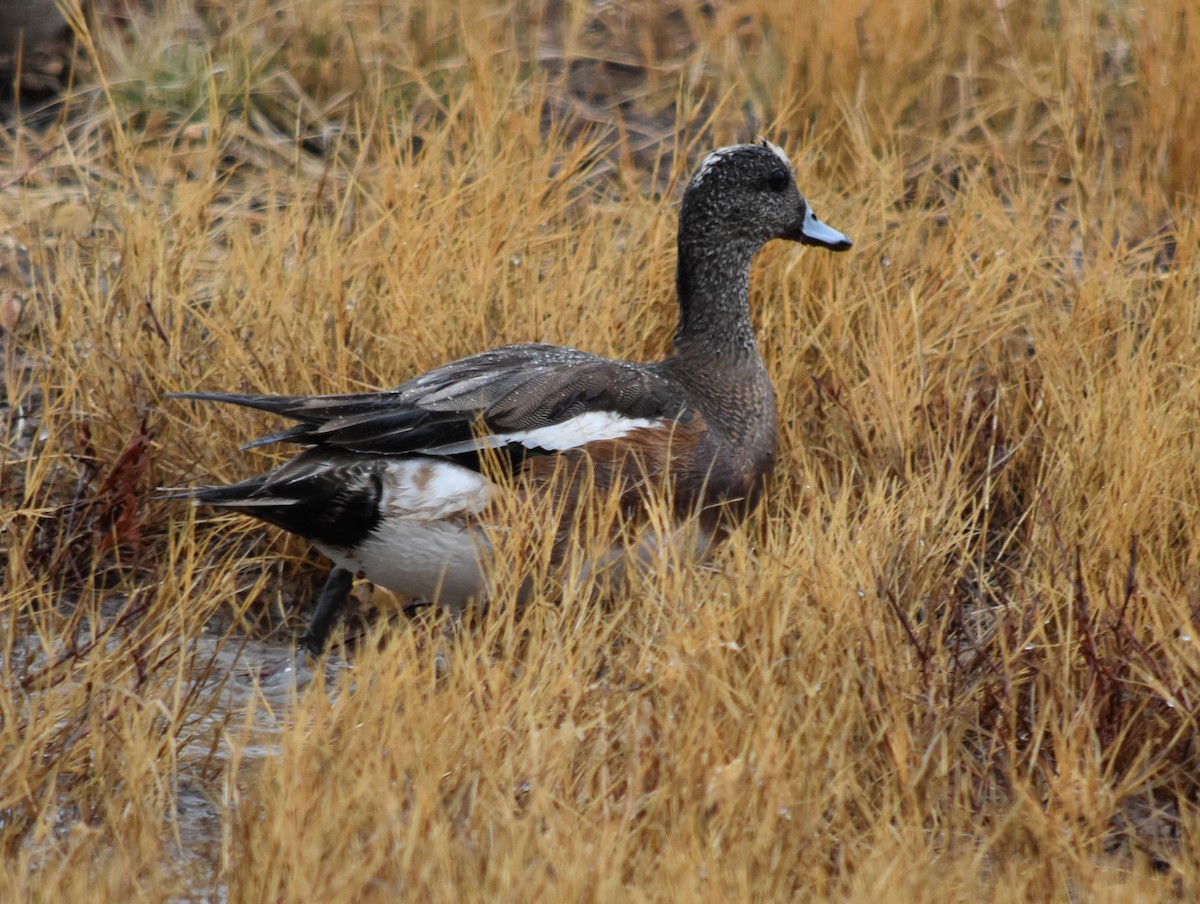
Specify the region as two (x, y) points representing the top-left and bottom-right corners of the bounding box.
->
(794, 205), (852, 251)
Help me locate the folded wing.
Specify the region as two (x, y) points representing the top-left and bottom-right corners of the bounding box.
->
(170, 343), (689, 468)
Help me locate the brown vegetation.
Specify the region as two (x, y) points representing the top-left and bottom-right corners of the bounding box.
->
(2, 0), (1198, 899)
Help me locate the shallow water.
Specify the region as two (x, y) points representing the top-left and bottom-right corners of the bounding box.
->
(164, 635), (348, 903)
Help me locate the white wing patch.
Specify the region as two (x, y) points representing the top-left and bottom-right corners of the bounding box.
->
(418, 411), (664, 456)
(508, 411), (663, 451)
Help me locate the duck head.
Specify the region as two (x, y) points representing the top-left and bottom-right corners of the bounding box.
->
(682, 139), (853, 253)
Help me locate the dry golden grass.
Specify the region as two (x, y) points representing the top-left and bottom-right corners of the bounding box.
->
(2, 0), (1199, 899)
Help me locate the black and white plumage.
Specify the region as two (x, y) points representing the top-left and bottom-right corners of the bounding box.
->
(170, 139), (852, 654)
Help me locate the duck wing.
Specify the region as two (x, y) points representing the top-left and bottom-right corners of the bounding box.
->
(170, 343), (688, 463)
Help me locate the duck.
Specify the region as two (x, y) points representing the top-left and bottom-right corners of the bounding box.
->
(170, 139), (852, 655)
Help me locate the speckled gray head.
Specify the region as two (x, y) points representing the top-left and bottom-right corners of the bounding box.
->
(683, 138), (853, 252)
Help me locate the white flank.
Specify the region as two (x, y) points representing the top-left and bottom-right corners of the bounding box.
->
(377, 458), (492, 520)
(321, 517), (491, 608)
(314, 457), (494, 607)
(420, 411), (663, 456)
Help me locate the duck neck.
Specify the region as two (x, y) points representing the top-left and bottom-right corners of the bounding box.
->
(673, 223), (760, 357)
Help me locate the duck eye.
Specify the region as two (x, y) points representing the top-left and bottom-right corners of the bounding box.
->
(767, 168), (790, 193)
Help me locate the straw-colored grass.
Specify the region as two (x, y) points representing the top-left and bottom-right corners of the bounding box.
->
(2, 0), (1199, 899)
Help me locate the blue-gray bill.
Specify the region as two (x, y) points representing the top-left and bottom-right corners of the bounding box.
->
(798, 205), (853, 251)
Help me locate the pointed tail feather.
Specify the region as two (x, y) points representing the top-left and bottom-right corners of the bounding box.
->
(166, 391), (317, 421)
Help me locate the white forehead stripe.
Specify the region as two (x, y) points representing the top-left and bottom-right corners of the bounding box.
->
(691, 141), (794, 187)
(692, 146), (739, 186)
(759, 137), (792, 170)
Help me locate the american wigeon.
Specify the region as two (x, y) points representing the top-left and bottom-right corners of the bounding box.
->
(171, 139), (852, 654)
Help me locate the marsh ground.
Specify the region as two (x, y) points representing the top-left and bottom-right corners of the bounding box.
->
(2, 0), (1199, 900)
